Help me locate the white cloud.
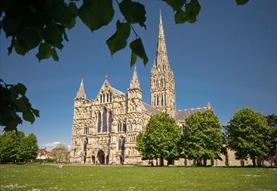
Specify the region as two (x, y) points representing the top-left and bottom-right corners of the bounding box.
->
(41, 141), (62, 150)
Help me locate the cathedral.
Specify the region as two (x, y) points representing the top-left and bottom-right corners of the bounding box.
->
(70, 14), (209, 165)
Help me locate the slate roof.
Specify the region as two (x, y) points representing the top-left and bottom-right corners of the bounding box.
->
(175, 107), (208, 121)
(110, 86), (125, 96)
(143, 103), (160, 114)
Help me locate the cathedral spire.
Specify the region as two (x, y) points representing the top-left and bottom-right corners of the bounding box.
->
(150, 12), (176, 117)
(154, 11), (169, 68)
(76, 79), (86, 99)
(129, 65), (140, 90)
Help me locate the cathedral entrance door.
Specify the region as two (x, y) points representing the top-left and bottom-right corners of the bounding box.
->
(97, 150), (105, 164)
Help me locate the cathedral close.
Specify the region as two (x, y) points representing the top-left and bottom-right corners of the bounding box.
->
(70, 14), (208, 164)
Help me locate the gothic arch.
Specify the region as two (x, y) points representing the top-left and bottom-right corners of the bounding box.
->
(97, 150), (105, 164)
(102, 107), (108, 132)
(97, 112), (101, 132)
(108, 110), (112, 132)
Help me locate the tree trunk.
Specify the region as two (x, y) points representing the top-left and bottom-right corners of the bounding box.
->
(203, 158), (207, 166)
(252, 157), (256, 167)
(225, 150), (229, 167)
(160, 158), (164, 166)
(240, 159), (245, 167)
(184, 157), (187, 166)
(211, 158), (214, 166)
(196, 159), (202, 166)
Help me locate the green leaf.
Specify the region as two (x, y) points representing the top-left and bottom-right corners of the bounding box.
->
(175, 9), (187, 24)
(17, 28), (40, 51)
(42, 24), (63, 49)
(130, 51), (137, 65)
(236, 0), (249, 5)
(14, 39), (27, 55)
(23, 111), (35, 124)
(31, 108), (40, 117)
(185, 0), (201, 23)
(163, 0), (186, 11)
(119, 0), (146, 28)
(79, 0), (114, 31)
(129, 38), (148, 66)
(36, 43), (51, 61)
(106, 21), (131, 55)
(14, 83), (26, 95)
(15, 96), (29, 112)
(50, 48), (59, 61)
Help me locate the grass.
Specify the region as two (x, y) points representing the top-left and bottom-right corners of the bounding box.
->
(0, 164), (277, 191)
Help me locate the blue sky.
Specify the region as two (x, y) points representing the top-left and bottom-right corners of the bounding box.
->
(0, 0), (276, 147)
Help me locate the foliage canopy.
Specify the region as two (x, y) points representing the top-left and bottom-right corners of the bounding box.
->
(228, 108), (272, 166)
(136, 113), (180, 165)
(0, 131), (38, 163)
(181, 110), (223, 165)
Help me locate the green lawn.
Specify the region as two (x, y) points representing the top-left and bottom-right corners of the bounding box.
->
(0, 164), (277, 191)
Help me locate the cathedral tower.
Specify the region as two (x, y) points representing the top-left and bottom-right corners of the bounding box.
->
(150, 12), (176, 116)
(128, 65), (142, 113)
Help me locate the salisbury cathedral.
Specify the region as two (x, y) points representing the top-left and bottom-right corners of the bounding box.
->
(70, 14), (210, 165)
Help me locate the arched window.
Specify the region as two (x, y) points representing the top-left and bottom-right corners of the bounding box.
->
(106, 93), (109, 102)
(161, 95), (164, 106)
(103, 94), (105, 103)
(102, 108), (107, 132)
(108, 110), (112, 132)
(100, 94), (102, 103)
(123, 122), (127, 132)
(97, 112), (101, 132)
(84, 127), (89, 134)
(157, 96), (159, 106)
(118, 122), (121, 132)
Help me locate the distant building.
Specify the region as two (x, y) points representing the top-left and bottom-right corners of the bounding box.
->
(70, 13), (208, 165)
(37, 148), (53, 160)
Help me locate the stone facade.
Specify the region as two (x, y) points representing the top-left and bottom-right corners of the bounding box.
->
(70, 14), (209, 165)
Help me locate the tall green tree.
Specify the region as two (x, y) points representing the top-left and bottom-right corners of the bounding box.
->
(228, 108), (272, 166)
(136, 113), (180, 166)
(0, 131), (38, 163)
(265, 114), (277, 166)
(181, 110), (223, 166)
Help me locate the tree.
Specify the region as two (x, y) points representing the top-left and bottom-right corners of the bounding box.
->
(265, 114), (277, 166)
(136, 113), (180, 166)
(0, 80), (39, 132)
(19, 133), (39, 162)
(0, 131), (38, 163)
(51, 144), (69, 163)
(181, 110), (223, 166)
(228, 108), (272, 166)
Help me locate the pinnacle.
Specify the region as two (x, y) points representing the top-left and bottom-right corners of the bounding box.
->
(76, 79), (86, 99)
(129, 65), (140, 90)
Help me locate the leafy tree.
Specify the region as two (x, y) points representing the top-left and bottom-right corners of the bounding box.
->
(0, 0), (249, 131)
(0, 131), (38, 163)
(0, 80), (39, 132)
(51, 144), (70, 163)
(265, 114), (277, 166)
(19, 133), (39, 162)
(181, 110), (223, 166)
(228, 108), (272, 166)
(136, 113), (180, 166)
